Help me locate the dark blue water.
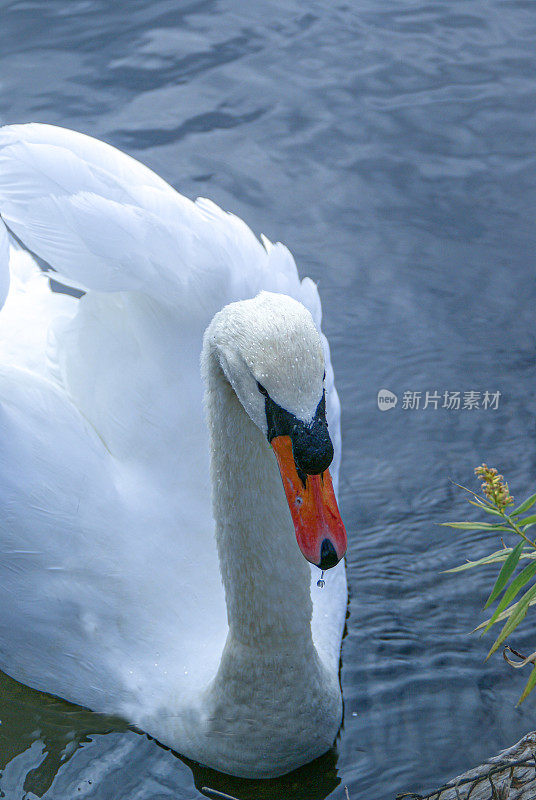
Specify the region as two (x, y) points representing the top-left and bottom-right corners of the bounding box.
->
(0, 1), (535, 798)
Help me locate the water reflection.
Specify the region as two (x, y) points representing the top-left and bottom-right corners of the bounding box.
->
(0, 0), (535, 797)
(0, 671), (128, 797)
(189, 749), (340, 800)
(0, 671), (341, 799)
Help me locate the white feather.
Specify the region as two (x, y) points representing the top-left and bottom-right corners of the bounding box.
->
(0, 217), (9, 310)
(0, 123), (346, 778)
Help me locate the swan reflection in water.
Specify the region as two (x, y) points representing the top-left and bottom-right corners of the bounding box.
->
(0, 671), (341, 799)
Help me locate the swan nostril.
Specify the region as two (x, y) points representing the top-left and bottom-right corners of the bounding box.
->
(318, 538), (339, 570)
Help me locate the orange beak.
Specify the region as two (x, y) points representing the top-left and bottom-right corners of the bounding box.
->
(271, 435), (347, 569)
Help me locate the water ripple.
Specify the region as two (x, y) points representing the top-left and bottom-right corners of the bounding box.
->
(0, 0), (535, 798)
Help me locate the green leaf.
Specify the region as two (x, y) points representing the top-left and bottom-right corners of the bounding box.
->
(475, 593), (536, 631)
(518, 662), (536, 705)
(518, 514), (536, 529)
(484, 540), (525, 608)
(446, 549), (536, 575)
(468, 501), (503, 517)
(444, 548), (512, 573)
(511, 493), (536, 517)
(483, 560), (536, 632)
(440, 521), (502, 530)
(485, 525), (515, 532)
(486, 582), (536, 659)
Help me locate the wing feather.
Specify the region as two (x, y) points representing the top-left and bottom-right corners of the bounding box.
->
(0, 125), (344, 693)
(0, 217), (9, 310)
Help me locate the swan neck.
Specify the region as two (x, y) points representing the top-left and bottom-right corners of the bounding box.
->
(203, 347), (313, 647)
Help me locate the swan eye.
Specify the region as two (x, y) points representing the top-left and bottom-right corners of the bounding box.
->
(257, 381), (269, 397)
(295, 496), (303, 508)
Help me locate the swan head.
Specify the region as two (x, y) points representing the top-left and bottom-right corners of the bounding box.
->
(206, 291), (347, 570)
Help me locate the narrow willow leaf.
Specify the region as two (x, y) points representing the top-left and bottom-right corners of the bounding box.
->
(517, 663), (536, 705)
(447, 549), (536, 575)
(511, 493), (536, 517)
(475, 595), (536, 631)
(468, 501), (503, 517)
(440, 521), (500, 530)
(486, 582), (536, 659)
(484, 540), (525, 609)
(444, 548), (512, 573)
(485, 524), (514, 531)
(483, 561), (536, 632)
(518, 514), (536, 529)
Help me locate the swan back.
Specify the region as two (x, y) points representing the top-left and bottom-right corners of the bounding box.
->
(0, 123), (345, 720)
(0, 124), (340, 480)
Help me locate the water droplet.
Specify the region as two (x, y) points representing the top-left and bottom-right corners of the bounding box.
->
(317, 570), (325, 588)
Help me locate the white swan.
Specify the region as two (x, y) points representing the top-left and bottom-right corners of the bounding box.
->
(0, 124), (348, 779)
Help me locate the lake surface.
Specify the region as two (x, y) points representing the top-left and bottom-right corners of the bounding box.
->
(0, 0), (535, 798)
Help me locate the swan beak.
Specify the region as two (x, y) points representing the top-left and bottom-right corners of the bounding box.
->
(271, 435), (347, 569)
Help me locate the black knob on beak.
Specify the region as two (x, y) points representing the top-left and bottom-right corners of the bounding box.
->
(262, 386), (334, 476)
(292, 418), (334, 476)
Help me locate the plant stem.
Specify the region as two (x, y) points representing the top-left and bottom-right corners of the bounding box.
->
(500, 510), (536, 550)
